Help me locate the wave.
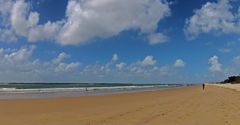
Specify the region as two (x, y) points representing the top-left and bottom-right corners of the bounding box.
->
(0, 85), (170, 94)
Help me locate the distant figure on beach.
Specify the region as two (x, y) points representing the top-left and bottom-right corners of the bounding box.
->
(202, 84), (205, 90)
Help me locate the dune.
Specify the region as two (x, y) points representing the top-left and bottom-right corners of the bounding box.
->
(211, 83), (240, 91)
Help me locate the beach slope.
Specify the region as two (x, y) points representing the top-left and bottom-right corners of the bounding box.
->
(0, 85), (240, 125)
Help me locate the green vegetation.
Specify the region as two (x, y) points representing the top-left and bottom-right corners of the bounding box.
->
(222, 76), (240, 84)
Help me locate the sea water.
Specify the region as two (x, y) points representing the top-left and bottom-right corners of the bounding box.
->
(0, 83), (183, 99)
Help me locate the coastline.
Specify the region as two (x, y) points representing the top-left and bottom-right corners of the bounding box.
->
(0, 85), (184, 99)
(0, 85), (240, 125)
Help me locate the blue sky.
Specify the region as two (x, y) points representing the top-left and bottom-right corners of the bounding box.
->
(0, 0), (240, 83)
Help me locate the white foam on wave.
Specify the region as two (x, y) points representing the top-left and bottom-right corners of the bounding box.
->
(0, 85), (160, 94)
(0, 85), (180, 99)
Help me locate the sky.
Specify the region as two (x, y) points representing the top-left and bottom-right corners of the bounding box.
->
(0, 0), (240, 84)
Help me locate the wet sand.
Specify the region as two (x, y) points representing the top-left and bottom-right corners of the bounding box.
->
(0, 85), (240, 125)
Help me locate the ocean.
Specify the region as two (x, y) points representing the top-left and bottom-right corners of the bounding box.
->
(0, 83), (184, 99)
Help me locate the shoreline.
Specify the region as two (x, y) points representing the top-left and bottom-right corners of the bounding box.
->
(0, 85), (186, 100)
(1, 85), (240, 125)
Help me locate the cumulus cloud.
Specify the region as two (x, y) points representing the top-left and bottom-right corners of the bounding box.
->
(112, 54), (118, 62)
(174, 59), (185, 68)
(82, 63), (111, 78)
(141, 56), (157, 66)
(0, 46), (188, 82)
(184, 0), (240, 39)
(58, 0), (170, 45)
(0, 0), (13, 17)
(2, 45), (35, 63)
(80, 54), (187, 82)
(0, 0), (17, 42)
(54, 62), (80, 72)
(11, 0), (32, 36)
(0, 46), (81, 82)
(0, 46), (39, 82)
(0, 0), (171, 45)
(209, 56), (222, 72)
(52, 52), (80, 73)
(148, 33), (168, 45)
(52, 52), (70, 64)
(116, 62), (126, 71)
(0, 0), (63, 42)
(28, 21), (63, 42)
(0, 29), (17, 42)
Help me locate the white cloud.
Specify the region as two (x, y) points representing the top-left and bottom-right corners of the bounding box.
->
(58, 0), (170, 45)
(0, 0), (63, 42)
(116, 62), (126, 71)
(0, 0), (14, 26)
(0, 0), (13, 15)
(209, 55), (222, 72)
(0, 46), (39, 81)
(0, 29), (17, 42)
(52, 52), (70, 64)
(55, 62), (80, 72)
(0, 0), (171, 45)
(148, 33), (168, 45)
(184, 0), (240, 39)
(11, 0), (33, 36)
(80, 55), (184, 81)
(112, 54), (118, 62)
(174, 59), (185, 68)
(4, 45), (35, 62)
(0, 47), (189, 83)
(28, 12), (39, 27)
(52, 52), (80, 73)
(28, 21), (63, 42)
(0, 46), (81, 82)
(141, 56), (157, 66)
(82, 63), (109, 77)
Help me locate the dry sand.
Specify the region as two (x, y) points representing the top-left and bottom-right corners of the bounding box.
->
(211, 83), (240, 91)
(0, 85), (240, 125)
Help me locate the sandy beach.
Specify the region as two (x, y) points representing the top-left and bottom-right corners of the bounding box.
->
(211, 83), (240, 91)
(0, 85), (240, 125)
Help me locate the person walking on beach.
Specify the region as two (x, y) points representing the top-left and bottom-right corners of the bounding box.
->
(202, 83), (205, 90)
